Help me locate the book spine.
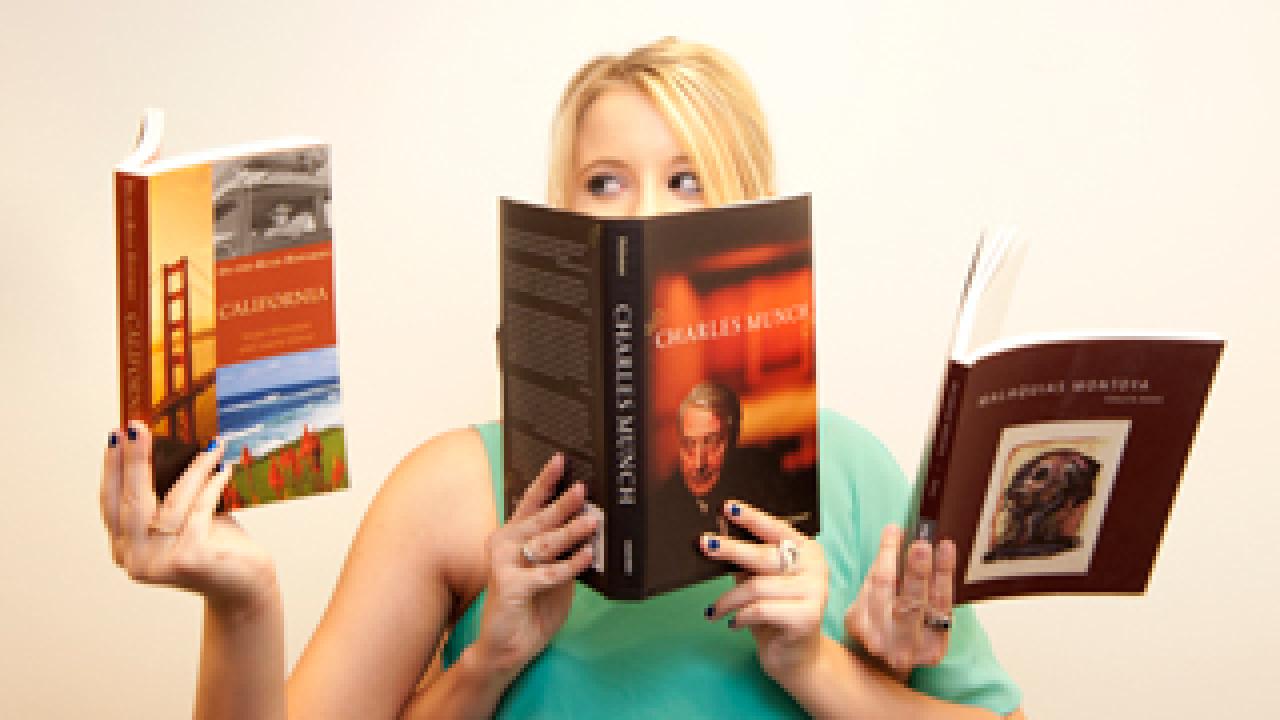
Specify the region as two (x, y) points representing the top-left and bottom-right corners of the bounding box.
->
(115, 171), (150, 427)
(600, 220), (646, 598)
(912, 361), (970, 541)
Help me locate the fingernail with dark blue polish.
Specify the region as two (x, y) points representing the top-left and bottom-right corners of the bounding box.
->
(729, 503), (741, 517)
(126, 426), (138, 441)
(707, 537), (721, 551)
(704, 605), (715, 619)
(108, 432), (118, 448)
(206, 438), (218, 453)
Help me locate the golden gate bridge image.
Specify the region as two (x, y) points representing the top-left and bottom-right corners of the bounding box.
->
(154, 255), (216, 444)
(148, 253), (218, 496)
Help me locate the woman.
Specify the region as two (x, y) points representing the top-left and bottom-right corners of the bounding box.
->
(101, 38), (1025, 718)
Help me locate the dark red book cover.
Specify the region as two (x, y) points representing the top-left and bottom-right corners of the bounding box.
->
(910, 235), (1224, 603)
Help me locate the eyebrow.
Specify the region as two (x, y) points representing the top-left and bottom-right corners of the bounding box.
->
(577, 158), (627, 174)
(576, 155), (695, 176)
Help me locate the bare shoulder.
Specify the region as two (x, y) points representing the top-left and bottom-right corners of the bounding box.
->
(368, 426), (497, 597)
(289, 427), (497, 714)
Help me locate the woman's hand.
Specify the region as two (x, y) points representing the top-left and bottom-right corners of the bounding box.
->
(701, 500), (829, 682)
(844, 524), (956, 681)
(101, 422), (276, 611)
(470, 454), (597, 678)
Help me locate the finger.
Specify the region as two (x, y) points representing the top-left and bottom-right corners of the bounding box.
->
(707, 574), (806, 621)
(700, 534), (796, 576)
(510, 453), (564, 521)
(525, 481), (586, 536)
(870, 525), (904, 579)
(526, 540), (594, 591)
(521, 510), (598, 564)
(931, 538), (962, 622)
(151, 439), (225, 535)
(854, 525), (903, 657)
(120, 421), (158, 540)
(897, 539), (933, 616)
(722, 499), (799, 545)
(930, 539), (957, 613)
(186, 458), (235, 538)
(924, 539), (957, 665)
(731, 599), (813, 635)
(865, 524), (903, 614)
(101, 428), (126, 537)
(846, 599), (887, 659)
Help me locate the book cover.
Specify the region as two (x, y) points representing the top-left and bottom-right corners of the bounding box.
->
(115, 110), (349, 510)
(909, 232), (1223, 603)
(500, 196), (817, 599)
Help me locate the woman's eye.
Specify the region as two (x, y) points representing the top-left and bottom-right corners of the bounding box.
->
(668, 170), (701, 195)
(587, 173), (623, 197)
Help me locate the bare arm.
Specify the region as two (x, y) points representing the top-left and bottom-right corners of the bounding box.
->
(285, 428), (496, 718)
(106, 424), (594, 719)
(196, 585), (287, 720)
(102, 423), (502, 719)
(287, 432), (595, 719)
(774, 635), (1025, 719)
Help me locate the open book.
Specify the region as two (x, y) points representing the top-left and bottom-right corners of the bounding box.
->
(499, 196), (817, 599)
(114, 110), (349, 510)
(907, 230), (1223, 603)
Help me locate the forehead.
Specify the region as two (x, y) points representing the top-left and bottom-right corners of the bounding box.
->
(574, 86), (687, 167)
(680, 405), (724, 435)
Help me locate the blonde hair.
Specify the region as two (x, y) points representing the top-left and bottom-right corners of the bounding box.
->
(547, 38), (775, 208)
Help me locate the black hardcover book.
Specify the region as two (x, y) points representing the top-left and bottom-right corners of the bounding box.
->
(500, 195), (818, 599)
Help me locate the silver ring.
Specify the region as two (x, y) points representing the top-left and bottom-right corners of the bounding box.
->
(777, 538), (799, 575)
(520, 543), (539, 566)
(923, 612), (953, 632)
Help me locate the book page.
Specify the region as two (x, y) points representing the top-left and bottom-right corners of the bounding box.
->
(950, 227), (1023, 362)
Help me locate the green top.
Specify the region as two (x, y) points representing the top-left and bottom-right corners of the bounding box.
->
(443, 409), (1021, 717)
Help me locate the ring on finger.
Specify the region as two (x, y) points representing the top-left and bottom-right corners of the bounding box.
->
(521, 542), (540, 566)
(776, 538), (799, 575)
(923, 611), (953, 631)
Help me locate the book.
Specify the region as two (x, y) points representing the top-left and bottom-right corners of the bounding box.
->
(907, 230), (1223, 603)
(114, 109), (349, 511)
(500, 196), (818, 599)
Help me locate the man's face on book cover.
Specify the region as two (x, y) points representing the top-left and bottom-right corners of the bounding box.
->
(678, 405), (728, 495)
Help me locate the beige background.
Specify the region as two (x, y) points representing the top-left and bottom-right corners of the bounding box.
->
(2, 1), (1276, 717)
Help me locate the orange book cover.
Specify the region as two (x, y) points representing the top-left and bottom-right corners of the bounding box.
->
(114, 110), (348, 510)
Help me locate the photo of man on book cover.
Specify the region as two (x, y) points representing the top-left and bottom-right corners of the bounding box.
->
(645, 227), (818, 593)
